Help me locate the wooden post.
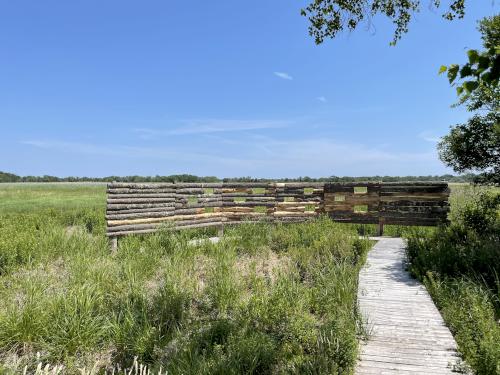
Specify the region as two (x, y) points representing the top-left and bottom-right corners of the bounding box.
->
(217, 224), (224, 237)
(110, 236), (118, 253)
(377, 217), (385, 236)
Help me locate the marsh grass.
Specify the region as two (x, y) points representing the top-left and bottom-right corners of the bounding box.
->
(0, 184), (372, 374)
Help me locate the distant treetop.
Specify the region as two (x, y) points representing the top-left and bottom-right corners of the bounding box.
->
(0, 171), (476, 183)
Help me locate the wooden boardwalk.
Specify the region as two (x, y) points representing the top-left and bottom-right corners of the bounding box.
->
(356, 238), (461, 374)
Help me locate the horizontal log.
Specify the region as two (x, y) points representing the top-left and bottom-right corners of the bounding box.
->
(174, 207), (215, 215)
(329, 210), (379, 217)
(222, 195), (275, 202)
(222, 202), (275, 207)
(380, 211), (448, 219)
(380, 186), (449, 194)
(107, 198), (175, 204)
(106, 207), (175, 215)
(175, 188), (206, 194)
(108, 212), (224, 226)
(171, 183), (223, 188)
(175, 202), (222, 209)
(380, 206), (449, 214)
(274, 211), (317, 217)
(324, 192), (380, 199)
(106, 211), (175, 220)
(274, 182), (325, 188)
(380, 195), (449, 202)
(107, 203), (176, 210)
(324, 204), (379, 212)
(106, 189), (176, 196)
(381, 200), (449, 207)
(221, 193), (275, 198)
(220, 207), (255, 213)
(380, 182), (448, 186)
(220, 183), (273, 188)
(176, 197), (221, 203)
(106, 193), (176, 199)
(108, 183), (174, 188)
(379, 192), (449, 198)
(108, 223), (169, 232)
(330, 217), (379, 224)
(108, 217), (228, 233)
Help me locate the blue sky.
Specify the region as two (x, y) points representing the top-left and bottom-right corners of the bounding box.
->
(0, 1), (497, 178)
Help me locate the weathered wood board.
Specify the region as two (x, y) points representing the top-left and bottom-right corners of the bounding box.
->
(356, 238), (460, 374)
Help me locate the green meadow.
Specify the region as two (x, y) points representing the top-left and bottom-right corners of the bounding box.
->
(0, 183), (498, 374)
(0, 183), (371, 374)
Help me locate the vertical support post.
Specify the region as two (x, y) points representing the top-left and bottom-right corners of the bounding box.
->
(217, 224), (224, 238)
(111, 236), (118, 253)
(377, 217), (385, 237)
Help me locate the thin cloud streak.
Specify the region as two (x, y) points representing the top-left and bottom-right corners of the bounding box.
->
(273, 72), (293, 80)
(317, 96), (327, 103)
(418, 131), (442, 143)
(21, 135), (445, 177)
(134, 119), (290, 139)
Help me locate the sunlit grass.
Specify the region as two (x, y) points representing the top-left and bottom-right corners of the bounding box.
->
(0, 184), (372, 374)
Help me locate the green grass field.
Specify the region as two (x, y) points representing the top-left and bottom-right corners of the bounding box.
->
(0, 183), (106, 213)
(1, 183), (498, 374)
(0, 183), (372, 374)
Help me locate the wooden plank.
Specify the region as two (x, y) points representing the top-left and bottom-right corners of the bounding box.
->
(356, 238), (459, 374)
(108, 212), (224, 226)
(107, 203), (176, 210)
(105, 211), (176, 220)
(107, 198), (175, 204)
(106, 193), (176, 198)
(108, 183), (174, 188)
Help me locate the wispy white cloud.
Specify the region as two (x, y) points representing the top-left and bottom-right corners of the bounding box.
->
(21, 133), (445, 177)
(273, 71), (293, 80)
(418, 131), (442, 143)
(317, 96), (327, 103)
(134, 119), (289, 139)
(21, 139), (250, 166)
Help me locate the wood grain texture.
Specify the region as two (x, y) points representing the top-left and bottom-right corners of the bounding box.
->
(356, 238), (460, 374)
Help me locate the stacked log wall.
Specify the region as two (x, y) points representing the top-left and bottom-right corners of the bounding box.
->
(106, 182), (450, 237)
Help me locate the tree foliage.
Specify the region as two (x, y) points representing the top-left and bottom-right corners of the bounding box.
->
(438, 113), (500, 183)
(438, 15), (500, 184)
(301, 0), (466, 45)
(439, 15), (500, 111)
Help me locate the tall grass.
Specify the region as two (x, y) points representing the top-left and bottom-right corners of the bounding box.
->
(0, 184), (371, 374)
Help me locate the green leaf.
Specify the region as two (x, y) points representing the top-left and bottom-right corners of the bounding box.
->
(467, 49), (479, 64)
(456, 86), (464, 95)
(447, 64), (459, 83)
(438, 65), (447, 74)
(477, 55), (490, 70)
(480, 71), (492, 84)
(463, 81), (479, 93)
(459, 65), (472, 78)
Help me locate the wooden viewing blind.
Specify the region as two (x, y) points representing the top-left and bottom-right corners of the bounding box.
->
(106, 182), (449, 248)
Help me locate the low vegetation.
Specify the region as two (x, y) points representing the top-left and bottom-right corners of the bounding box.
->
(406, 185), (500, 375)
(0, 184), (371, 374)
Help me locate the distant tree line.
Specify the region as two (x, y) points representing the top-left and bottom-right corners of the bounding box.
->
(0, 171), (476, 183)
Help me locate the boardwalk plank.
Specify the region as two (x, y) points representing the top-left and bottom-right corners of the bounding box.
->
(356, 238), (462, 374)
